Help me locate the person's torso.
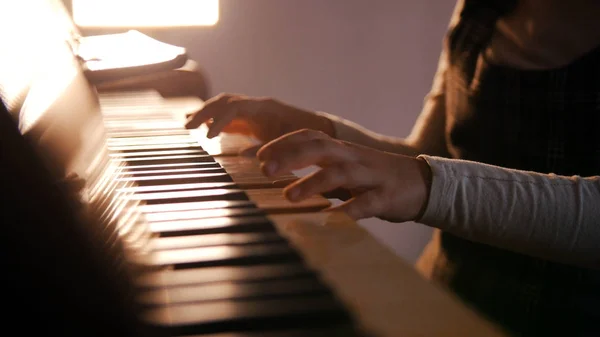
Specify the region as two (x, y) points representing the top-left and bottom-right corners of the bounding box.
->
(423, 1), (600, 336)
(486, 0), (600, 70)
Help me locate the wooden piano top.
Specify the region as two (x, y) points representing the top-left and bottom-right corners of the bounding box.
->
(270, 212), (508, 337)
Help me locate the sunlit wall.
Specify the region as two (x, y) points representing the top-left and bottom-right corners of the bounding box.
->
(72, 0), (219, 27)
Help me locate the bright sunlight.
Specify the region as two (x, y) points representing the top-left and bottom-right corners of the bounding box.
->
(72, 0), (219, 28)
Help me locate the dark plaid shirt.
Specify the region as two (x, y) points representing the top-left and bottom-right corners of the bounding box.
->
(429, 1), (600, 336)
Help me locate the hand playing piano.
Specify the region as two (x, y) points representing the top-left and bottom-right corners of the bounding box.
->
(257, 129), (433, 222)
(185, 93), (335, 155)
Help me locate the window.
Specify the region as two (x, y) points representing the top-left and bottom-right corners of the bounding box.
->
(72, 0), (219, 28)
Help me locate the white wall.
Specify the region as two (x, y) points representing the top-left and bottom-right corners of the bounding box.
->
(84, 0), (456, 263)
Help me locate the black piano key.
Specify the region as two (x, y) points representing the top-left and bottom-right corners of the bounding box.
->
(145, 242), (300, 269)
(108, 136), (198, 147)
(108, 131), (188, 139)
(103, 117), (181, 123)
(103, 115), (177, 121)
(123, 162), (222, 172)
(103, 114), (179, 121)
(109, 144), (207, 155)
(149, 232), (284, 251)
(128, 189), (249, 205)
(119, 166), (226, 177)
(141, 295), (352, 335)
(137, 276), (330, 306)
(141, 200), (258, 223)
(105, 113), (179, 119)
(104, 121), (184, 131)
(110, 149), (208, 158)
(107, 141), (201, 149)
(149, 215), (275, 236)
(105, 126), (184, 134)
(106, 128), (185, 135)
(107, 129), (191, 138)
(144, 207), (264, 223)
(139, 200), (256, 214)
(118, 154), (216, 165)
(180, 324), (365, 337)
(136, 263), (314, 288)
(118, 167), (227, 177)
(111, 145), (206, 154)
(117, 172), (233, 186)
(118, 182), (238, 194)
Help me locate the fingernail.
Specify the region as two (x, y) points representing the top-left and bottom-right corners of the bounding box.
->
(264, 161), (278, 175)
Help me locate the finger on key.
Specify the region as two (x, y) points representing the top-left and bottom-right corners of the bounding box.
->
(284, 162), (373, 202)
(221, 119), (254, 136)
(328, 189), (387, 220)
(206, 108), (237, 138)
(185, 94), (231, 129)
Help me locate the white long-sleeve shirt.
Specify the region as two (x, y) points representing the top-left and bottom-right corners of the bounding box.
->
(318, 0), (600, 269)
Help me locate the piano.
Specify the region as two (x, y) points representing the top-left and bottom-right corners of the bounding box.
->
(0, 1), (509, 336)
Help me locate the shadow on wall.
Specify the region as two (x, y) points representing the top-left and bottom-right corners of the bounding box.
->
(77, 0), (456, 263)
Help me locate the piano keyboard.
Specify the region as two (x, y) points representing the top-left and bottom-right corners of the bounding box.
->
(95, 91), (367, 336)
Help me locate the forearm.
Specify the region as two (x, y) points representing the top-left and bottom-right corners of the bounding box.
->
(314, 70), (450, 158)
(315, 110), (421, 156)
(418, 155), (600, 269)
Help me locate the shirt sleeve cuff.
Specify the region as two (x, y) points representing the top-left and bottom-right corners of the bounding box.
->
(415, 155), (453, 228)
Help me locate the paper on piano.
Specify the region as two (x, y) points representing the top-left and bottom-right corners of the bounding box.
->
(76, 30), (188, 83)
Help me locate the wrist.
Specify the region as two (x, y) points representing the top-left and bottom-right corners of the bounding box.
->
(311, 111), (338, 139)
(414, 157), (433, 221)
